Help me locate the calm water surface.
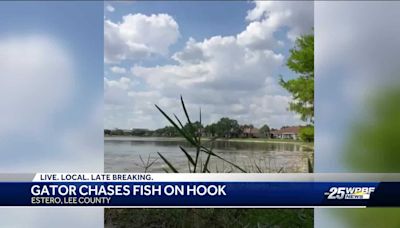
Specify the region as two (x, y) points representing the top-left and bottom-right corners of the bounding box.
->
(105, 137), (313, 173)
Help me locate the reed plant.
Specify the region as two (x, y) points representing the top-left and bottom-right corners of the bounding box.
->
(155, 96), (246, 173)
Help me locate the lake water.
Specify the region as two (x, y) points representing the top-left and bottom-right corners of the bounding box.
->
(105, 137), (313, 173)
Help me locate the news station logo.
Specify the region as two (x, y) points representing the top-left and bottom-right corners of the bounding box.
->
(325, 187), (375, 200)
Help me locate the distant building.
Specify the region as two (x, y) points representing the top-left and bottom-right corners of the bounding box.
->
(270, 126), (301, 140)
(241, 127), (262, 138)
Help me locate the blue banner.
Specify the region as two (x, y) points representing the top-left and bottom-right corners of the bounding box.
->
(1, 181), (399, 207)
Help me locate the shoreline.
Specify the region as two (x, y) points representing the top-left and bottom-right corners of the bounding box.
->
(104, 136), (314, 150)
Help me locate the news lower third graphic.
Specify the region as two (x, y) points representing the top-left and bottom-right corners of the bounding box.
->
(0, 173), (400, 207)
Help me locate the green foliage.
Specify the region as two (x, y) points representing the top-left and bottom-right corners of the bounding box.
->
(184, 121), (203, 137)
(307, 157), (313, 173)
(346, 86), (400, 172)
(286, 34), (314, 78)
(204, 123), (217, 137)
(153, 126), (179, 137)
(107, 129), (125, 136)
(214, 117), (240, 138)
(338, 208), (400, 228)
(156, 117), (241, 138)
(338, 85), (400, 228)
(155, 96), (247, 173)
(104, 128), (151, 136)
(280, 34), (314, 122)
(299, 126), (314, 142)
(204, 119), (245, 138)
(131, 129), (149, 136)
(136, 118), (277, 140)
(259, 124), (270, 137)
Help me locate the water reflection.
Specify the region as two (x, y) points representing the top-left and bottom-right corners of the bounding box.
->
(105, 137), (313, 173)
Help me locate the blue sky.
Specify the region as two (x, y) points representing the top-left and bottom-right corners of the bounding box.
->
(0, 1), (103, 171)
(0, 3), (104, 227)
(104, 1), (313, 130)
(105, 1), (294, 72)
(107, 1), (249, 44)
(104, 1), (250, 71)
(0, 2), (103, 129)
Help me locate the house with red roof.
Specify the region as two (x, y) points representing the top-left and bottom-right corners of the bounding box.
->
(270, 126), (301, 140)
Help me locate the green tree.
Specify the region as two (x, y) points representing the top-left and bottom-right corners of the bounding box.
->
(259, 124), (270, 138)
(111, 128), (124, 135)
(184, 121), (203, 137)
(154, 126), (179, 137)
(280, 34), (314, 122)
(215, 117), (240, 138)
(205, 123), (217, 137)
(299, 125), (314, 142)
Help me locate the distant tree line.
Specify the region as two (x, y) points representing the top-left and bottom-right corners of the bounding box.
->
(104, 128), (152, 136)
(105, 117), (271, 139)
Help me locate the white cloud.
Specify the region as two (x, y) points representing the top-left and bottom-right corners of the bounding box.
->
(0, 34), (103, 227)
(132, 35), (285, 93)
(110, 66), (127, 74)
(238, 1), (313, 49)
(172, 37), (208, 64)
(106, 4), (115, 12)
(0, 35), (103, 172)
(250, 1), (314, 41)
(104, 77), (133, 106)
(118, 33), (298, 128)
(0, 36), (73, 138)
(104, 13), (180, 63)
(105, 2), (313, 129)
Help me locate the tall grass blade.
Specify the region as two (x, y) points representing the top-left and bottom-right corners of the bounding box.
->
(180, 95), (197, 142)
(155, 104), (198, 147)
(194, 108), (203, 172)
(147, 156), (157, 168)
(199, 108), (202, 125)
(156, 97), (251, 174)
(162, 167), (170, 173)
(174, 114), (186, 130)
(200, 147), (247, 173)
(194, 146), (200, 173)
(202, 135), (214, 173)
(203, 137), (218, 146)
(187, 160), (192, 173)
(179, 146), (195, 166)
(193, 137), (200, 172)
(174, 114), (197, 142)
(254, 162), (262, 173)
(307, 157), (313, 173)
(202, 152), (211, 173)
(138, 155), (145, 166)
(157, 152), (179, 173)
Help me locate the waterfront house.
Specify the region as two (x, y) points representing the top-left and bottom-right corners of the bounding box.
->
(270, 126), (300, 140)
(241, 127), (262, 138)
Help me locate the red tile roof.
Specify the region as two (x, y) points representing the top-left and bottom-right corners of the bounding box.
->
(271, 126), (300, 134)
(243, 127), (259, 134)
